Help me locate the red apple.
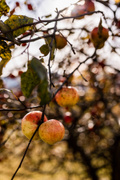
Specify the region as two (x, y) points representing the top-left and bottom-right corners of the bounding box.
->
(55, 34), (67, 49)
(90, 26), (109, 49)
(71, 5), (86, 19)
(55, 86), (79, 107)
(39, 119), (65, 145)
(21, 111), (48, 140)
(85, 0), (95, 12)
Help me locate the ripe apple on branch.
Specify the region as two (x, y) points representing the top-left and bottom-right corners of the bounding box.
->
(21, 111), (65, 145)
(21, 111), (48, 140)
(39, 119), (65, 145)
(55, 86), (79, 108)
(90, 19), (109, 49)
(71, 0), (95, 19)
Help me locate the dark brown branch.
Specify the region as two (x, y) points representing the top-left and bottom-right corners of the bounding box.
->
(7, 11), (105, 35)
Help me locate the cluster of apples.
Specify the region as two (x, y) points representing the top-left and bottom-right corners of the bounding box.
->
(21, 86), (79, 144)
(21, 111), (65, 145)
(71, 0), (95, 19)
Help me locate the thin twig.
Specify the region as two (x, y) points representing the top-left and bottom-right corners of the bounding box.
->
(11, 105), (46, 180)
(53, 50), (96, 98)
(48, 9), (60, 89)
(6, 11), (105, 35)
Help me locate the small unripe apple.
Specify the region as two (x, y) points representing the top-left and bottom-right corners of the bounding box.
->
(55, 34), (67, 49)
(21, 111), (48, 140)
(55, 86), (79, 107)
(90, 26), (109, 49)
(39, 119), (65, 145)
(71, 5), (86, 19)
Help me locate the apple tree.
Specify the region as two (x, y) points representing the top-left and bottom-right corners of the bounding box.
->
(0, 0), (120, 180)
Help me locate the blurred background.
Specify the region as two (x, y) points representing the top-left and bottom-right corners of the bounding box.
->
(0, 0), (120, 180)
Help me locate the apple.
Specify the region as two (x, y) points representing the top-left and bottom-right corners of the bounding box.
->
(71, 5), (86, 19)
(21, 111), (48, 140)
(55, 86), (79, 107)
(39, 119), (65, 145)
(71, 1), (95, 20)
(90, 26), (109, 49)
(55, 34), (67, 49)
(85, 0), (95, 13)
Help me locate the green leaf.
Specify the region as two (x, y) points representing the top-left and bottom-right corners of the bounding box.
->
(31, 57), (52, 104)
(5, 15), (33, 37)
(30, 57), (48, 82)
(0, 0), (10, 17)
(0, 40), (11, 75)
(21, 63), (40, 98)
(39, 44), (49, 56)
(37, 81), (51, 105)
(0, 20), (19, 44)
(21, 57), (52, 104)
(45, 36), (55, 60)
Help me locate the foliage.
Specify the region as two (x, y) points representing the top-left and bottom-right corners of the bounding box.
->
(5, 15), (33, 37)
(21, 61), (40, 98)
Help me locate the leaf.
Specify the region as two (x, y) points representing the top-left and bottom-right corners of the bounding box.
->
(5, 15), (33, 37)
(21, 57), (52, 104)
(0, 0), (10, 17)
(45, 36), (55, 60)
(0, 20), (20, 44)
(30, 57), (48, 82)
(37, 81), (51, 105)
(21, 63), (40, 98)
(31, 58), (52, 104)
(0, 40), (11, 75)
(39, 44), (50, 56)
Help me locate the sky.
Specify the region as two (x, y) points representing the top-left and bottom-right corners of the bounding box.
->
(1, 0), (120, 77)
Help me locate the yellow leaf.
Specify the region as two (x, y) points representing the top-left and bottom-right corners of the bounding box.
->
(0, 40), (11, 75)
(0, 0), (10, 17)
(5, 15), (33, 37)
